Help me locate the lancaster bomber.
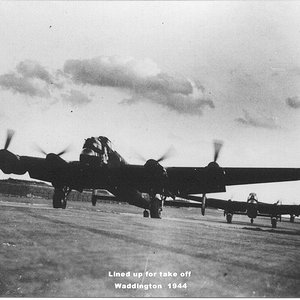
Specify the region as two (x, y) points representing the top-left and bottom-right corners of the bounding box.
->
(187, 193), (300, 228)
(1, 130), (300, 219)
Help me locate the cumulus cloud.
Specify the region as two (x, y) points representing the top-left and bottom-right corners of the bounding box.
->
(0, 60), (63, 98)
(121, 90), (214, 115)
(0, 73), (50, 97)
(61, 89), (92, 106)
(64, 56), (214, 115)
(0, 56), (214, 114)
(235, 110), (279, 129)
(16, 60), (53, 84)
(286, 96), (300, 109)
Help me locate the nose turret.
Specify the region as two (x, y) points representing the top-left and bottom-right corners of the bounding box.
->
(80, 136), (108, 165)
(247, 193), (258, 203)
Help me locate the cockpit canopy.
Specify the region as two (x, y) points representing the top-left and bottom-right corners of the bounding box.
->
(81, 136), (111, 165)
(83, 136), (112, 151)
(247, 192), (258, 203)
(80, 136), (126, 167)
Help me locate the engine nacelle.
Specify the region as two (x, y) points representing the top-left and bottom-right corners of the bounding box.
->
(144, 159), (168, 196)
(203, 161), (226, 193)
(0, 150), (26, 175)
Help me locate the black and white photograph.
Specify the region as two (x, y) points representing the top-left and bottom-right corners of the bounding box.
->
(0, 1), (300, 297)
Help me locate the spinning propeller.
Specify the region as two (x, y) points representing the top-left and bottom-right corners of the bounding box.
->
(34, 144), (71, 157)
(3, 129), (15, 150)
(202, 139), (224, 215)
(156, 146), (176, 163)
(133, 146), (175, 198)
(213, 140), (223, 163)
(133, 145), (175, 164)
(0, 129), (26, 175)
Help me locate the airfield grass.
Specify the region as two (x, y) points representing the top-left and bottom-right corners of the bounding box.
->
(0, 195), (300, 297)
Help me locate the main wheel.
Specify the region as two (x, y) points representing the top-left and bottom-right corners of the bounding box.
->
(143, 210), (149, 218)
(271, 217), (277, 228)
(150, 198), (162, 219)
(53, 190), (63, 208)
(92, 196), (97, 206)
(226, 213), (232, 224)
(250, 218), (254, 224)
(290, 215), (295, 223)
(61, 198), (67, 209)
(201, 194), (206, 216)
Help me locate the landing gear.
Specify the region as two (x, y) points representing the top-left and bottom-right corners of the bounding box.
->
(61, 198), (67, 209)
(92, 196), (97, 206)
(226, 213), (233, 224)
(53, 189), (64, 208)
(150, 197), (162, 219)
(201, 194), (206, 216)
(52, 186), (71, 209)
(143, 210), (149, 218)
(271, 217), (277, 228)
(290, 215), (295, 223)
(250, 218), (254, 224)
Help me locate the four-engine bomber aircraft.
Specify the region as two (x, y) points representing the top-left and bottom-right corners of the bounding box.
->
(1, 130), (300, 219)
(186, 193), (300, 228)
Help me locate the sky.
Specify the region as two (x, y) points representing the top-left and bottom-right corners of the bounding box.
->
(0, 1), (300, 204)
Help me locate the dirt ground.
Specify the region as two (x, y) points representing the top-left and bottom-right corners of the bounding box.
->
(0, 195), (299, 297)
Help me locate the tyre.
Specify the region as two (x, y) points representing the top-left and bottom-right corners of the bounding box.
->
(226, 213), (232, 224)
(150, 198), (162, 219)
(271, 218), (277, 228)
(61, 199), (67, 209)
(53, 190), (63, 208)
(92, 196), (97, 206)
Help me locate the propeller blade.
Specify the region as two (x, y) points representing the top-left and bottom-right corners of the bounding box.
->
(132, 151), (147, 163)
(34, 144), (71, 156)
(57, 145), (71, 156)
(133, 145), (176, 164)
(157, 145), (176, 163)
(4, 129), (15, 150)
(34, 144), (48, 156)
(213, 140), (223, 162)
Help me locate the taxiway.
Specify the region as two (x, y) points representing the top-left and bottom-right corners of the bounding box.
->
(0, 196), (299, 297)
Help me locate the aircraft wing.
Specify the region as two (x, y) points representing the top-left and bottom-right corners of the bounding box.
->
(223, 168), (300, 186)
(3, 154), (300, 196)
(95, 165), (300, 195)
(207, 198), (247, 212)
(184, 195), (247, 212)
(257, 202), (300, 216)
(277, 204), (300, 216)
(14, 155), (112, 191)
(21, 156), (66, 183)
(163, 199), (203, 208)
(27, 163), (300, 192)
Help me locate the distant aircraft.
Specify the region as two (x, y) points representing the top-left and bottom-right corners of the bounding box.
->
(1, 129), (300, 219)
(187, 193), (300, 228)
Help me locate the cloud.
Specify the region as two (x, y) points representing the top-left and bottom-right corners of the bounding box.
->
(235, 110), (280, 129)
(0, 56), (214, 114)
(61, 89), (92, 106)
(286, 96), (300, 109)
(121, 90), (214, 115)
(0, 73), (50, 97)
(64, 56), (214, 115)
(0, 60), (63, 98)
(16, 60), (53, 84)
